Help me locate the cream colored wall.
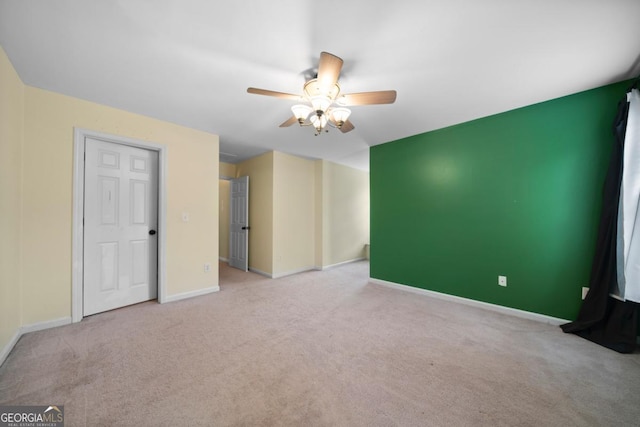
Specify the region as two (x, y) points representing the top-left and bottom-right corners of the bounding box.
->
(325, 161), (369, 265)
(219, 179), (230, 260)
(316, 160), (331, 266)
(272, 152), (315, 276)
(0, 47), (24, 353)
(21, 86), (219, 325)
(219, 162), (236, 178)
(236, 152), (274, 275)
(315, 160), (369, 268)
(218, 162), (235, 260)
(314, 160), (324, 268)
(233, 153), (367, 276)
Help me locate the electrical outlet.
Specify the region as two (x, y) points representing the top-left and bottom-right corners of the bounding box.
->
(582, 287), (589, 300)
(498, 275), (507, 287)
(204, 262), (211, 273)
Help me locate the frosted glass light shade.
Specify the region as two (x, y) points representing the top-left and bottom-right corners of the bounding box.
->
(310, 96), (331, 112)
(310, 113), (328, 129)
(331, 107), (351, 124)
(291, 104), (312, 121)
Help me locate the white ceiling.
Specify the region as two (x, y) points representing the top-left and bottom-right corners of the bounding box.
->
(2, 1), (639, 171)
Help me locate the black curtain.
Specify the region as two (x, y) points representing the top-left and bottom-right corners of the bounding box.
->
(561, 80), (639, 354)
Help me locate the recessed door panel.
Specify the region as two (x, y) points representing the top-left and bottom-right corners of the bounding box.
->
(130, 239), (148, 286)
(130, 156), (148, 173)
(99, 242), (118, 292)
(99, 150), (120, 169)
(99, 177), (119, 225)
(130, 180), (147, 225)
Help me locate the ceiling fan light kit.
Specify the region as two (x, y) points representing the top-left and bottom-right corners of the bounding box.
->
(247, 52), (397, 136)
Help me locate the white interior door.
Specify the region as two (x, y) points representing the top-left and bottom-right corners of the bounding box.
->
(83, 137), (158, 316)
(229, 176), (249, 271)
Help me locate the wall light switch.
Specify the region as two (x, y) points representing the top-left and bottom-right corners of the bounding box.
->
(182, 212), (190, 222)
(498, 275), (507, 287)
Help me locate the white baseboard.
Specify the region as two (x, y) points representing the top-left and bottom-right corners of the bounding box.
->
(250, 267), (310, 279)
(315, 257), (366, 271)
(219, 257), (228, 262)
(272, 266), (315, 279)
(163, 285), (220, 303)
(0, 329), (21, 367)
(249, 267), (272, 278)
(369, 278), (570, 326)
(250, 259), (367, 279)
(21, 317), (72, 334)
(1, 317), (73, 368)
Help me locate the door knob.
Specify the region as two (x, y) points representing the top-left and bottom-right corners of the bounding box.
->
(241, 226), (250, 230)
(149, 230), (157, 235)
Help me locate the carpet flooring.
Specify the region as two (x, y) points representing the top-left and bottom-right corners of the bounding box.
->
(1, 261), (639, 426)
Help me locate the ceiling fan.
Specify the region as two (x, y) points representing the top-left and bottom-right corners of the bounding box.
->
(247, 52), (397, 136)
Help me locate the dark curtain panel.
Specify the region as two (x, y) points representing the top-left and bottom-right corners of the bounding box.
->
(561, 81), (639, 354)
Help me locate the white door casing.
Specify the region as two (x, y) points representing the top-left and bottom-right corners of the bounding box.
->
(83, 138), (158, 316)
(229, 176), (249, 271)
(72, 128), (167, 323)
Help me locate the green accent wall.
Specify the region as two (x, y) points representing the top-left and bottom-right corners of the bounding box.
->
(370, 80), (630, 320)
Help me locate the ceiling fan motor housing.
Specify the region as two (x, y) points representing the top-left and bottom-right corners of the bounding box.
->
(303, 79), (341, 100)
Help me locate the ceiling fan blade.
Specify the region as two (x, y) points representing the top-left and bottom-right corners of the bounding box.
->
(279, 116), (298, 127)
(317, 52), (343, 91)
(339, 119), (355, 133)
(247, 87), (302, 101)
(340, 90), (397, 106)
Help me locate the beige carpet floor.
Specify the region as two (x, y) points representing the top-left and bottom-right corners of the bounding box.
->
(1, 261), (639, 426)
